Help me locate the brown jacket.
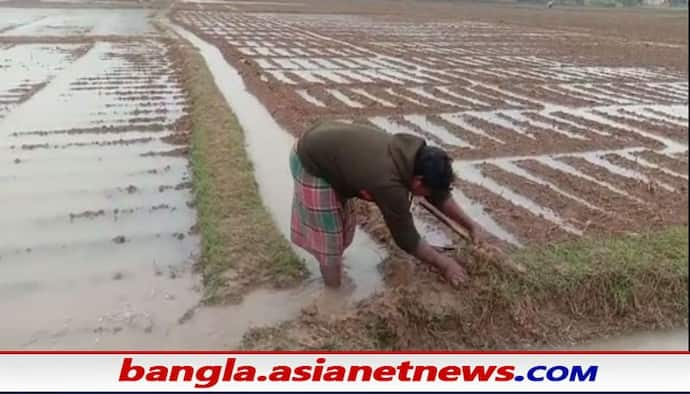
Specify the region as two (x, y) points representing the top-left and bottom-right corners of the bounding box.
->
(296, 121), (449, 253)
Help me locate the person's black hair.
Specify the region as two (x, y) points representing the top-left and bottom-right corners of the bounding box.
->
(413, 145), (455, 190)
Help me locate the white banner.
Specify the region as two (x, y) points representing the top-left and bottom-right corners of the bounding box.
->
(0, 352), (689, 391)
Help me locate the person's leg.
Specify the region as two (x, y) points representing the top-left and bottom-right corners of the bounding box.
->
(289, 144), (347, 288)
(289, 148), (308, 247)
(319, 256), (343, 288)
(341, 198), (357, 251)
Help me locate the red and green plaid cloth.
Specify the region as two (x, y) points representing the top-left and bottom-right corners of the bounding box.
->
(290, 146), (356, 268)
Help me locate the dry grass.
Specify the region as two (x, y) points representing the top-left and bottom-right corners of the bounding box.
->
(242, 226), (688, 350)
(172, 41), (307, 304)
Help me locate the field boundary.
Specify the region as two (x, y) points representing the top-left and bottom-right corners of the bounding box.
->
(242, 226), (689, 349)
(166, 31), (307, 304)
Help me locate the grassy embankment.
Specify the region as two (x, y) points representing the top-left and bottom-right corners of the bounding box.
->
(242, 226), (688, 349)
(173, 39), (307, 304)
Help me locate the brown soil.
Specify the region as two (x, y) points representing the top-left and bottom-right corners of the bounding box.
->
(559, 156), (688, 223)
(456, 178), (574, 246)
(160, 130), (191, 146)
(516, 85), (600, 107)
(11, 124), (172, 137)
(591, 110), (689, 144)
(603, 153), (689, 193)
(454, 113), (630, 160)
(60, 138), (155, 149)
(477, 162), (627, 235)
(426, 115), (500, 149)
(141, 147), (189, 157)
(171, 4), (688, 152)
(0, 36), (151, 45)
(69, 209), (106, 221)
(642, 107), (689, 124)
(600, 84), (684, 104)
(550, 111), (667, 149)
(20, 143), (50, 150)
(635, 149), (689, 175)
(516, 159), (676, 235)
(241, 227), (688, 350)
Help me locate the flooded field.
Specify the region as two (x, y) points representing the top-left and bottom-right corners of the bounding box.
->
(1, 0), (687, 350)
(172, 6), (689, 253)
(171, 0), (688, 350)
(0, 5), (203, 348)
(0, 7), (154, 36)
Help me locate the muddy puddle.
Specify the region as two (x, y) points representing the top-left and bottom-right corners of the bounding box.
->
(0, 7), (155, 36)
(0, 10), (201, 349)
(4, 20), (401, 349)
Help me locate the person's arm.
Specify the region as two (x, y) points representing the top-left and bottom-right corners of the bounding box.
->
(375, 187), (467, 286)
(428, 194), (480, 241)
(414, 239), (467, 286)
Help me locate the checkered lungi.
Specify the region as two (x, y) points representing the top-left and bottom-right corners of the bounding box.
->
(289, 145), (356, 269)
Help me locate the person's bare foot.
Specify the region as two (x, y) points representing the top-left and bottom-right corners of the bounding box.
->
(317, 273), (355, 316)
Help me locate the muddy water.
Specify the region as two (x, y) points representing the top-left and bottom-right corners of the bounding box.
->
(0, 8), (155, 36)
(0, 10), (203, 349)
(1, 6), (332, 350)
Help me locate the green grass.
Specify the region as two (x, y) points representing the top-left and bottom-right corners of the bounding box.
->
(508, 226), (688, 310)
(515, 226), (688, 282)
(175, 41), (307, 304)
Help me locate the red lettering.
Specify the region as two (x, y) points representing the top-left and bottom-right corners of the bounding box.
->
(119, 358), (144, 381)
(323, 366), (346, 381)
(495, 366), (515, 382)
(312, 365), (324, 381)
(373, 366), (396, 381)
(195, 366), (221, 388)
(169, 365), (193, 381)
(438, 366), (461, 381)
(412, 365), (438, 381)
(233, 366), (256, 381)
(292, 365), (311, 381)
(222, 358), (236, 381)
(269, 366), (292, 381)
(347, 366), (372, 381)
(397, 361), (413, 381)
(462, 365), (497, 381)
(119, 359), (522, 386)
(145, 366), (167, 382)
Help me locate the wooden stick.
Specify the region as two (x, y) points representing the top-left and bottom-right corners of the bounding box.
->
(417, 198), (472, 240)
(416, 198), (527, 274)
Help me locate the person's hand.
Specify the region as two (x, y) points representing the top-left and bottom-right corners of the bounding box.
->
(438, 254), (467, 287)
(443, 261), (467, 287)
(415, 241), (468, 288)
